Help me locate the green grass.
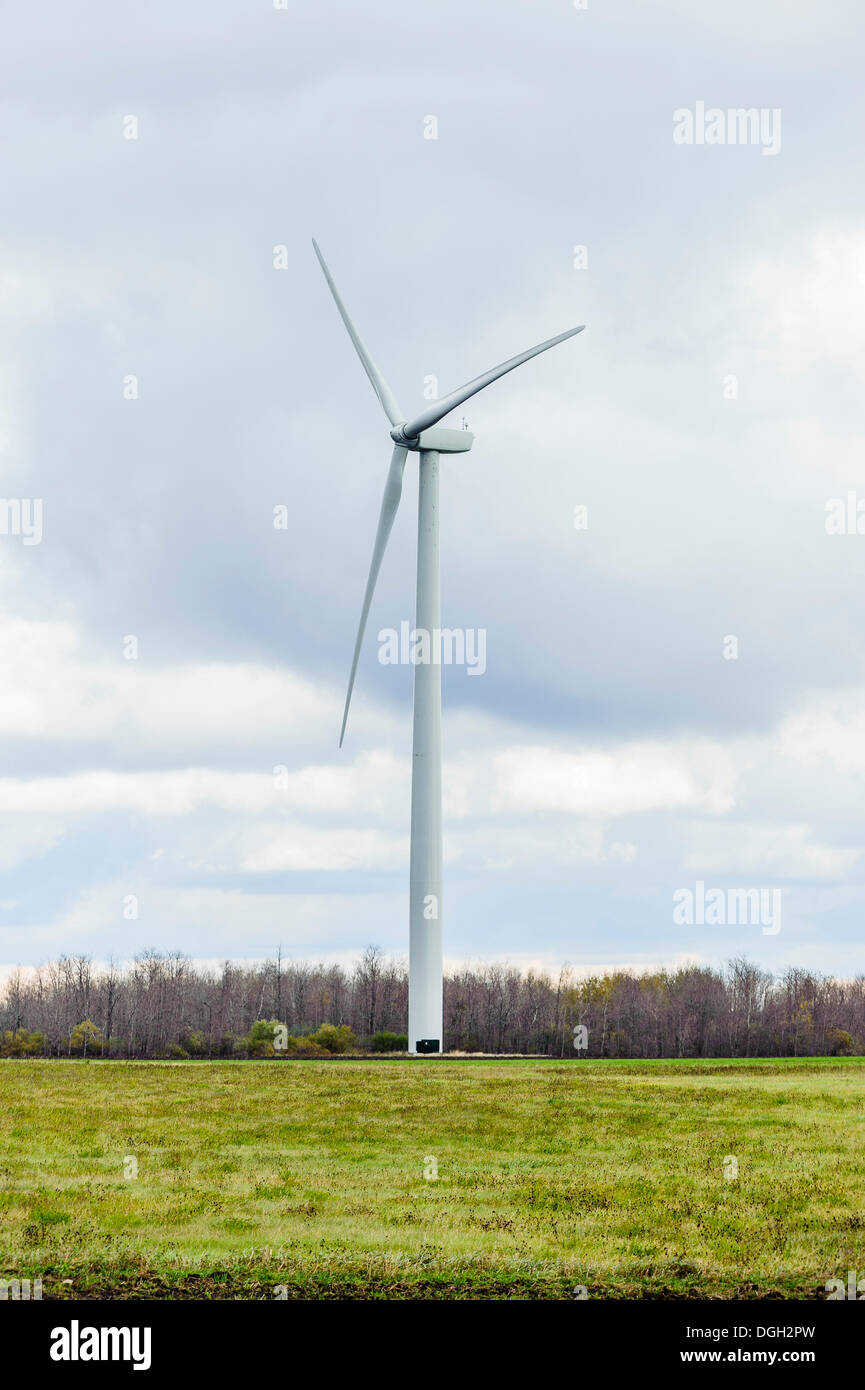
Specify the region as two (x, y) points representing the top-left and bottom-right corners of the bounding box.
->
(1, 1057), (862, 1299)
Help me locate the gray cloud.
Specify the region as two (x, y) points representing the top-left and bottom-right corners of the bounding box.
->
(1, 0), (863, 974)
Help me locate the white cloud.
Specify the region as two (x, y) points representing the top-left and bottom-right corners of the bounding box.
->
(490, 741), (737, 817)
(682, 823), (861, 879)
(0, 817), (64, 870)
(0, 753), (404, 818)
(0, 617), (343, 749)
(741, 228), (865, 375)
(0, 883), (405, 966)
(776, 697), (865, 774)
(240, 825), (408, 873)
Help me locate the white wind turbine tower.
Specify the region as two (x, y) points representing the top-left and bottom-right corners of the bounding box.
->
(314, 240), (584, 1054)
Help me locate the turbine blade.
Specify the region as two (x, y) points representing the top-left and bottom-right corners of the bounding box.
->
(312, 239), (403, 426)
(402, 325), (585, 438)
(339, 444), (408, 746)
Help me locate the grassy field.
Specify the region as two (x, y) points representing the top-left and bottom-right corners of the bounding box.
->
(1, 1057), (862, 1299)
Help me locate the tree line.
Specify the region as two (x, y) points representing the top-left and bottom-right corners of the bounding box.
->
(0, 948), (862, 1058)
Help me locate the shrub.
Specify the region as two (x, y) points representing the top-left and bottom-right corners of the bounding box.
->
(289, 1035), (327, 1057)
(180, 1029), (206, 1057)
(247, 1019), (284, 1057)
(370, 1031), (408, 1052)
(308, 1024), (358, 1054)
(0, 1028), (47, 1057)
(827, 1027), (856, 1056)
(69, 1020), (103, 1056)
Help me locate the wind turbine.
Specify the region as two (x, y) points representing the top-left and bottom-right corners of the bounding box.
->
(313, 240), (584, 1054)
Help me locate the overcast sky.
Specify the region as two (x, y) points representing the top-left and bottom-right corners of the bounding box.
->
(1, 0), (863, 980)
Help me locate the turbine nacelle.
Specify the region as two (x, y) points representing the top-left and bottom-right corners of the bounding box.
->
(390, 423), (475, 454)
